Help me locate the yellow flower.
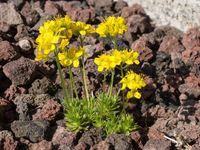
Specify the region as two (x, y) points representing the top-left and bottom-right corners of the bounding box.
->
(94, 52), (121, 72)
(120, 71), (146, 99)
(96, 16), (127, 37)
(58, 47), (84, 67)
(127, 90), (141, 99)
(73, 21), (95, 36)
(94, 49), (140, 72)
(121, 50), (140, 65)
(35, 15), (74, 61)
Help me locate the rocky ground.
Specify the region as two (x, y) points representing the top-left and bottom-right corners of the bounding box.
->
(0, 0), (200, 150)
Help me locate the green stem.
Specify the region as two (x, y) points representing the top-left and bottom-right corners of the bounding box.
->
(112, 37), (117, 49)
(120, 64), (124, 78)
(109, 70), (115, 97)
(80, 36), (89, 100)
(81, 56), (89, 100)
(103, 72), (108, 93)
(55, 54), (69, 102)
(120, 64), (125, 100)
(69, 66), (78, 99)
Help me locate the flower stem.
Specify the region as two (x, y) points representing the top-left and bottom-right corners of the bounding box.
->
(109, 70), (115, 97)
(80, 36), (89, 100)
(120, 64), (125, 103)
(112, 37), (117, 49)
(81, 56), (89, 100)
(55, 53), (69, 102)
(69, 66), (79, 99)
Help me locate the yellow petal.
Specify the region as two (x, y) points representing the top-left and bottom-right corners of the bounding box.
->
(73, 60), (79, 67)
(98, 66), (103, 72)
(134, 60), (140, 65)
(127, 91), (134, 99)
(134, 91), (141, 99)
(80, 30), (86, 36)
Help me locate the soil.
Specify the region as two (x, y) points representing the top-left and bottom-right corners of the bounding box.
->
(0, 0), (200, 150)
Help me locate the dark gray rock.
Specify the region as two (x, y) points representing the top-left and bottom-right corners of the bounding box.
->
(11, 120), (49, 142)
(13, 94), (52, 120)
(105, 134), (136, 150)
(28, 77), (57, 95)
(79, 128), (104, 147)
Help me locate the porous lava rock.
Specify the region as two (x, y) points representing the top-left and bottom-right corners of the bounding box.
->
(3, 57), (37, 86)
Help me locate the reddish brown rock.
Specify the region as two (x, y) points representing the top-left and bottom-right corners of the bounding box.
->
(93, 0), (113, 9)
(131, 37), (153, 62)
(74, 142), (88, 150)
(184, 73), (200, 89)
(61, 1), (81, 12)
(0, 97), (11, 114)
(192, 144), (200, 150)
(35, 61), (56, 76)
(114, 0), (128, 12)
(142, 76), (155, 100)
(0, 22), (10, 33)
(29, 140), (53, 150)
(121, 4), (146, 19)
(0, 130), (18, 150)
(178, 73), (200, 98)
(182, 27), (200, 50)
(32, 99), (62, 121)
(159, 36), (185, 54)
(147, 105), (174, 119)
(147, 128), (165, 140)
(0, 65), (3, 79)
(127, 15), (152, 34)
(52, 126), (77, 147)
(44, 1), (61, 16)
(3, 85), (27, 101)
(0, 3), (23, 25)
(180, 125), (200, 144)
(14, 24), (30, 41)
(194, 101), (200, 121)
(90, 141), (112, 150)
(182, 46), (200, 65)
(67, 8), (95, 23)
(3, 57), (37, 86)
(143, 139), (172, 150)
(130, 131), (143, 149)
(20, 1), (40, 26)
(0, 41), (19, 64)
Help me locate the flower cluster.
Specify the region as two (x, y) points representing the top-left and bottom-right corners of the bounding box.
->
(120, 71), (146, 99)
(96, 16), (127, 37)
(94, 49), (140, 72)
(73, 21), (95, 36)
(35, 16), (94, 62)
(58, 47), (85, 67)
(35, 16), (73, 60)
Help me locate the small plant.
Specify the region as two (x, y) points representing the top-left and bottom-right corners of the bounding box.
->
(34, 15), (146, 136)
